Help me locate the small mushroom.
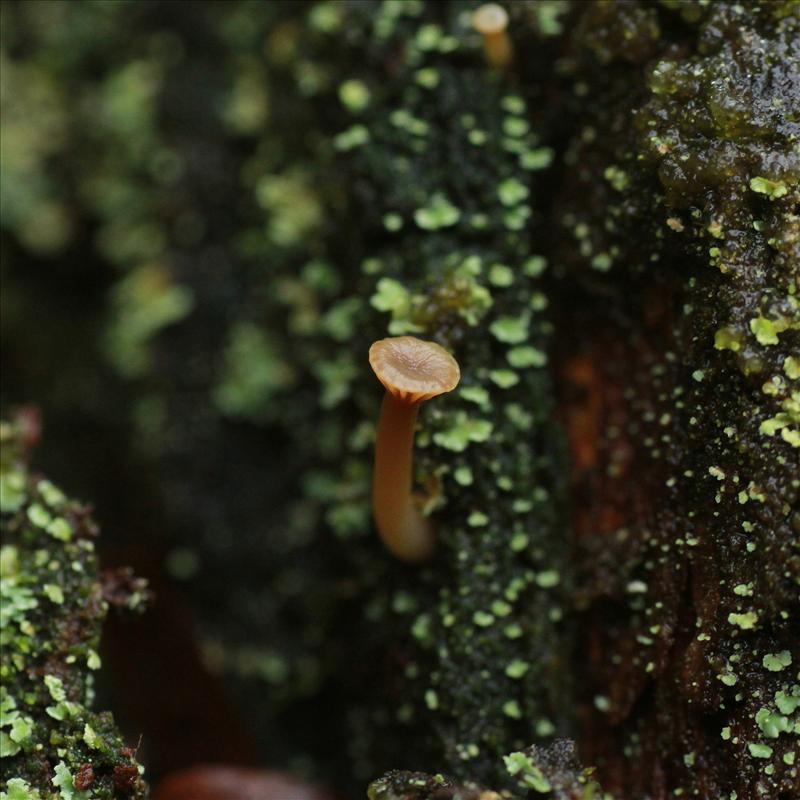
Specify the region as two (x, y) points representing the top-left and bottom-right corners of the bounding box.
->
(473, 4), (513, 69)
(369, 336), (461, 562)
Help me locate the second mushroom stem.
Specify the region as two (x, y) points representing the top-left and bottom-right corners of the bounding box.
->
(372, 392), (435, 563)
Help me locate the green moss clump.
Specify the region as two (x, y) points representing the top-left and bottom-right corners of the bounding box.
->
(0, 418), (147, 799)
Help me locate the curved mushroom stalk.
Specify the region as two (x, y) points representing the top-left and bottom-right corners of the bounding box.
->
(372, 393), (429, 562)
(369, 337), (461, 563)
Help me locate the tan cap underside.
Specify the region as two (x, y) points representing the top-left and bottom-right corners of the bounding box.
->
(369, 336), (460, 403)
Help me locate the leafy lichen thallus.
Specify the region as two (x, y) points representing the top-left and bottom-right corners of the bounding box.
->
(368, 336), (461, 563)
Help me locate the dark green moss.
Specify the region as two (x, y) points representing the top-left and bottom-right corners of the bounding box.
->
(0, 418), (147, 799)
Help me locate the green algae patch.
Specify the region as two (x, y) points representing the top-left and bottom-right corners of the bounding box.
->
(0, 419), (147, 798)
(762, 651), (792, 672)
(749, 177), (788, 200)
(432, 415), (493, 452)
(727, 611), (759, 630)
(748, 743), (773, 759)
(749, 315), (795, 346)
(104, 264), (194, 380)
(490, 315), (530, 344)
(414, 195), (461, 230)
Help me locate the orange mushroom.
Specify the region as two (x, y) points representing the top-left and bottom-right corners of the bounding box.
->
(473, 4), (513, 69)
(369, 336), (461, 562)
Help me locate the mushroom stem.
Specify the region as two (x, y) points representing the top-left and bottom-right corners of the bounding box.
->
(372, 392), (434, 562)
(368, 336), (459, 562)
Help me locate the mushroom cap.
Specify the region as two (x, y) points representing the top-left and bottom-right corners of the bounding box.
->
(369, 336), (460, 403)
(473, 4), (509, 36)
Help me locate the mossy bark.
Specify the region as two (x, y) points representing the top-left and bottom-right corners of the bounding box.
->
(552, 2), (799, 797)
(1, 2), (797, 798)
(0, 416), (148, 799)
